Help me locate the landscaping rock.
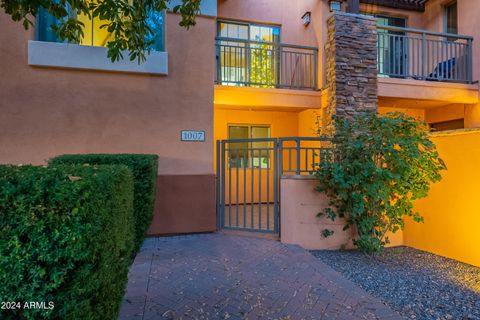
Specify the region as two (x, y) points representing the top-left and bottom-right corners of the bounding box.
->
(312, 247), (480, 320)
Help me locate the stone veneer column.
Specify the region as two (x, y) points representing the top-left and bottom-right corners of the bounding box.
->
(323, 12), (378, 133)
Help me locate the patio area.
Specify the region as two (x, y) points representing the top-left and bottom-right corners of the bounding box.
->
(118, 233), (400, 319)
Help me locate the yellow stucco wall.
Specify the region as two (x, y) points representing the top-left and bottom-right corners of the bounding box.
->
(404, 130), (480, 267)
(214, 108), (300, 203)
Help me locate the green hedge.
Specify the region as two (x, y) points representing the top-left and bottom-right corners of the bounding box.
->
(0, 164), (134, 320)
(49, 154), (158, 251)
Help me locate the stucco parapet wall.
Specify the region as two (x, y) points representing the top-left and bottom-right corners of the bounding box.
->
(378, 78), (479, 104)
(281, 174), (316, 180)
(428, 127), (480, 137)
(167, 0), (216, 17)
(214, 85), (324, 111)
(28, 41), (168, 75)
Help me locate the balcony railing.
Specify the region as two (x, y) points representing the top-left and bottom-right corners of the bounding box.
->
(215, 37), (318, 91)
(377, 26), (473, 84)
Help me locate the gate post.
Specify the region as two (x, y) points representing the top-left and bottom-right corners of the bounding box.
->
(216, 140), (221, 230)
(274, 138), (280, 234)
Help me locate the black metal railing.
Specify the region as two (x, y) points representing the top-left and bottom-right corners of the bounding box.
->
(215, 37), (319, 90)
(279, 137), (334, 175)
(377, 25), (473, 83)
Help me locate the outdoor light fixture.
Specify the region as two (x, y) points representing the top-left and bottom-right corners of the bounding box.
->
(302, 12), (311, 26)
(329, 0), (342, 12)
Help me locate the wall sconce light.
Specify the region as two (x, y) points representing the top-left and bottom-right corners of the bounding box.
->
(302, 11), (311, 26)
(329, 0), (343, 12)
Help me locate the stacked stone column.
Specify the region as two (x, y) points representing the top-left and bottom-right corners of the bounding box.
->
(323, 12), (378, 133)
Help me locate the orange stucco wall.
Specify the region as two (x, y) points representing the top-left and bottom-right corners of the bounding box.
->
(0, 12), (217, 235)
(404, 130), (480, 267)
(214, 108), (299, 141)
(280, 177), (404, 250)
(0, 12), (215, 176)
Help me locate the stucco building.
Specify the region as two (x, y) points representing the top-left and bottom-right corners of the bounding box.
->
(1, 0), (478, 238)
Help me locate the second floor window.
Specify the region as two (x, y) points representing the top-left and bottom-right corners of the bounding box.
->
(444, 1), (458, 35)
(36, 7), (165, 51)
(217, 20), (281, 88)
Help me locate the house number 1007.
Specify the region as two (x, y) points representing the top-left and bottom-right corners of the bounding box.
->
(181, 130), (205, 142)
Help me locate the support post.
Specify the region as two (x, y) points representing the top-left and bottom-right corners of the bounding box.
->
(347, 0), (360, 13)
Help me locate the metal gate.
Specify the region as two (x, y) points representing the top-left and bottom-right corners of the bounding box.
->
(216, 138), (279, 233)
(216, 137), (332, 234)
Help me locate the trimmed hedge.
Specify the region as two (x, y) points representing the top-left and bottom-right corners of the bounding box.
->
(49, 154), (158, 251)
(0, 164), (134, 320)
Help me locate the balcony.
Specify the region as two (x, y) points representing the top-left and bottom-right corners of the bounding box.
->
(377, 26), (474, 84)
(215, 37), (318, 91)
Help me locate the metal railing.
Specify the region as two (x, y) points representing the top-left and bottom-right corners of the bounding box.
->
(377, 25), (473, 83)
(279, 137), (333, 175)
(216, 137), (334, 233)
(215, 37), (319, 90)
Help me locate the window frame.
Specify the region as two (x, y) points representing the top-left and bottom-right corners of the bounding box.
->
(227, 124), (272, 169)
(217, 19), (281, 44)
(35, 8), (166, 52)
(443, 1), (458, 39)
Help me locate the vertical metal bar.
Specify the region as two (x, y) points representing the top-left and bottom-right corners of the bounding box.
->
(449, 41), (453, 80)
(221, 141), (226, 229)
(266, 143), (270, 230)
(403, 34), (407, 78)
(273, 139), (279, 234)
(270, 46), (274, 87)
(296, 138), (301, 175)
(250, 147), (254, 228)
(215, 41), (220, 84)
(311, 147), (315, 172)
(288, 148), (292, 173)
(462, 42), (465, 82)
(258, 146), (262, 230)
(457, 42), (460, 82)
(216, 140), (221, 230)
(458, 42), (461, 82)
(243, 146), (247, 228)
(235, 148), (239, 227)
(300, 53), (304, 89)
(468, 39), (473, 83)
(279, 139), (284, 176)
(427, 39), (430, 79)
(422, 33), (426, 79)
(234, 46), (237, 85)
(464, 43), (467, 83)
(247, 44), (252, 86)
(288, 52), (295, 87)
(228, 45), (231, 84)
(304, 147), (308, 174)
(228, 145), (232, 227)
(439, 39), (443, 80)
(279, 44), (283, 87)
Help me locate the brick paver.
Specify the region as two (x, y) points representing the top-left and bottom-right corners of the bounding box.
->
(118, 234), (400, 320)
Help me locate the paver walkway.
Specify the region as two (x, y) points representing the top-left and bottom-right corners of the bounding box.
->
(118, 234), (400, 320)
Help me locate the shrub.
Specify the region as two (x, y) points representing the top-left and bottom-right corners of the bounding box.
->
(49, 154), (158, 251)
(315, 112), (446, 253)
(0, 164), (134, 319)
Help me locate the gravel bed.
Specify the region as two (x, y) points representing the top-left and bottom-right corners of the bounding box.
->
(312, 247), (480, 320)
